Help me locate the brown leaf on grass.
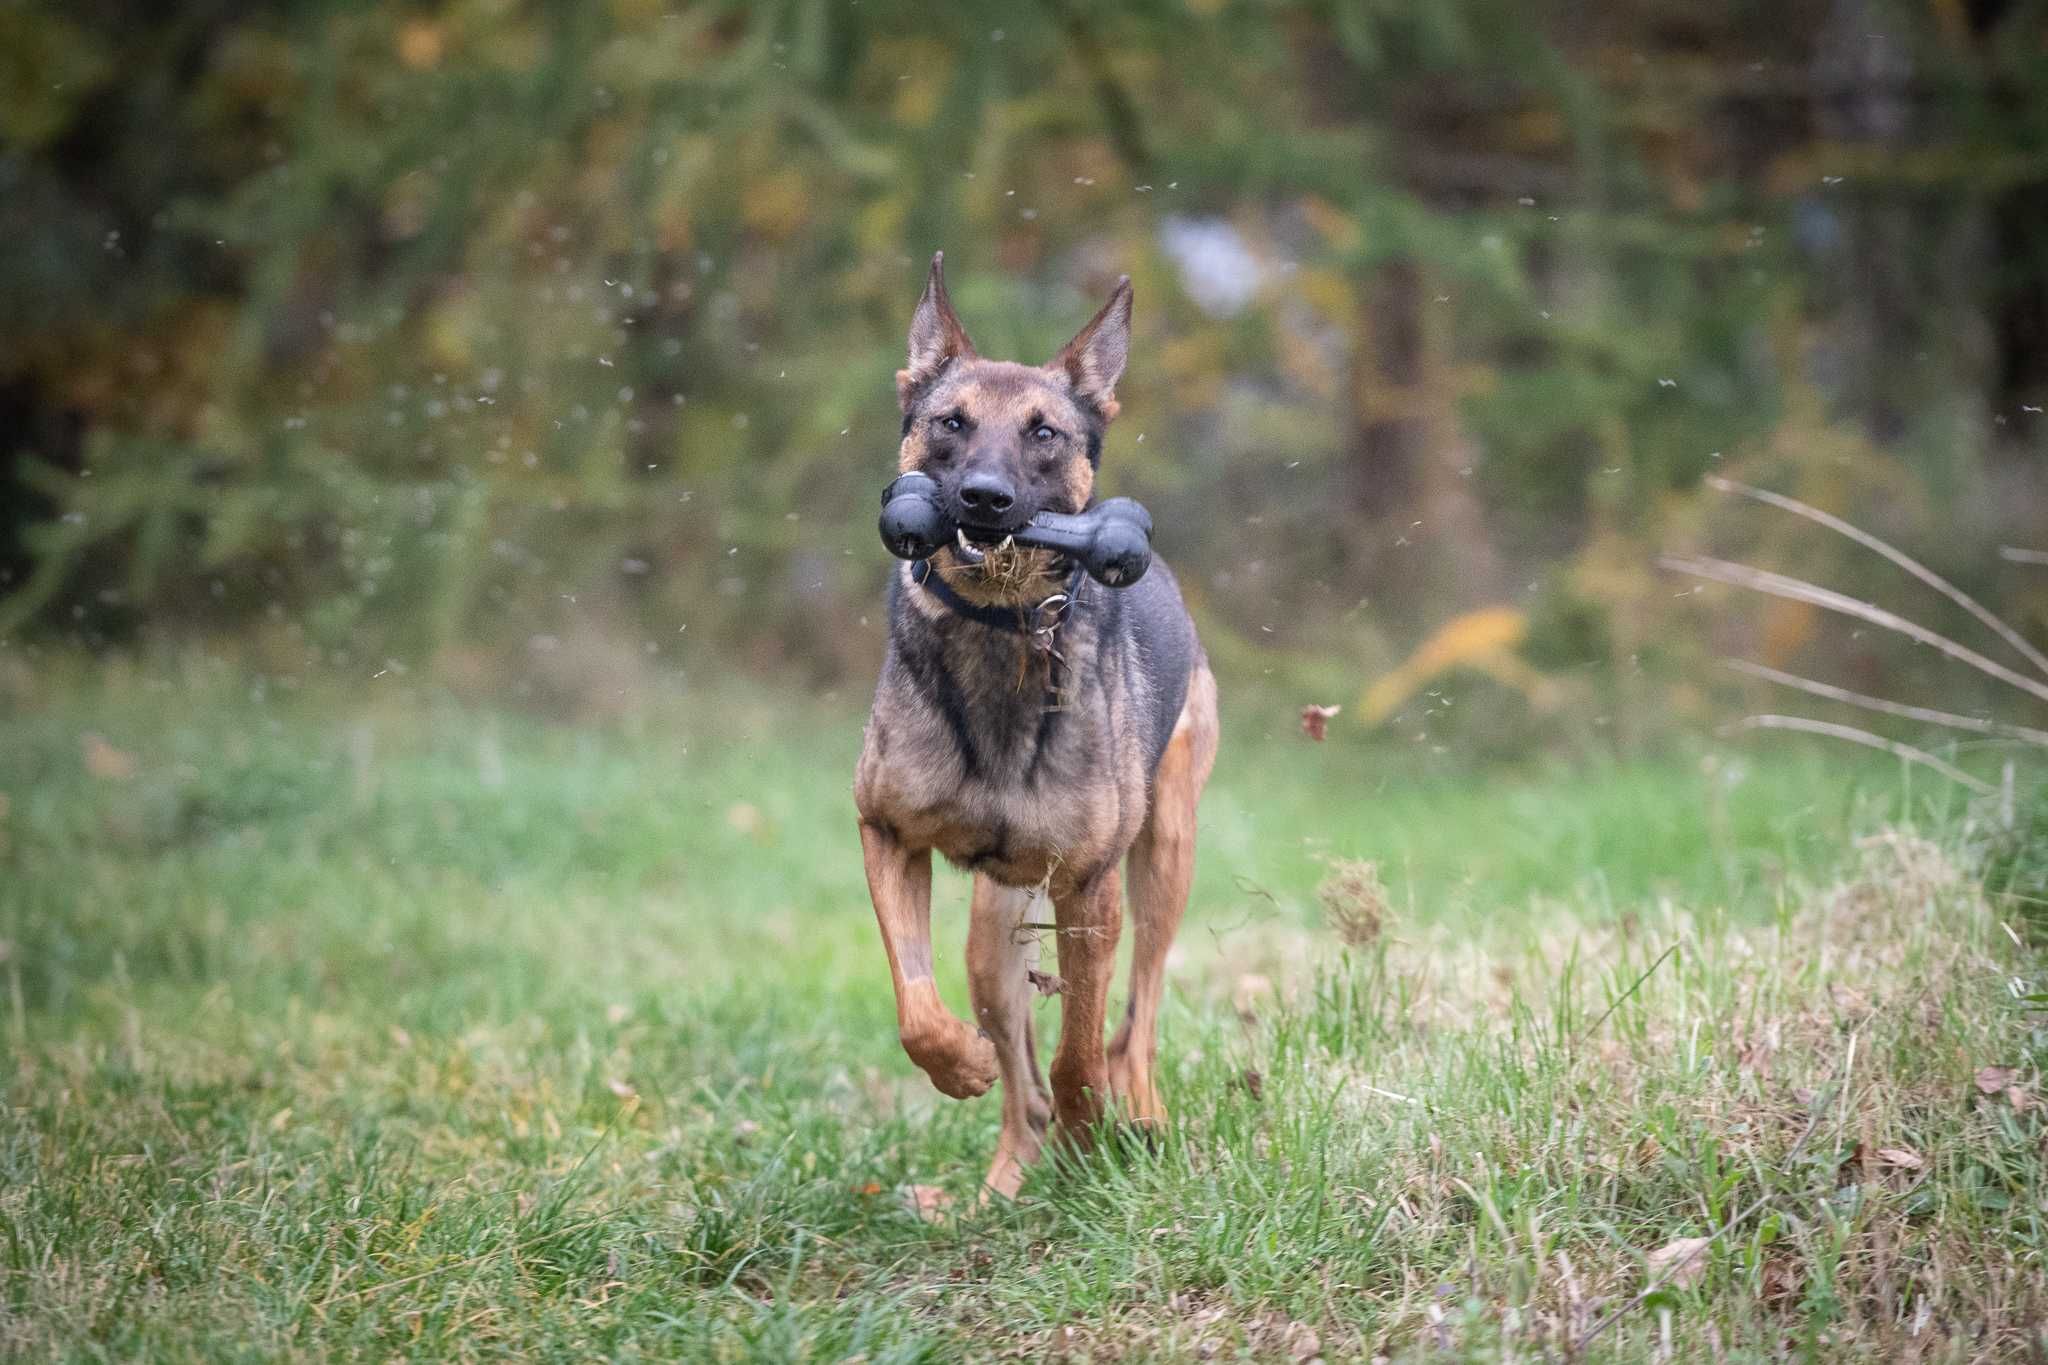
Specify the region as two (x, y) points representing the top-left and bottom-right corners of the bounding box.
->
(1241, 1068), (1264, 1100)
(1873, 1146), (1924, 1171)
(1027, 968), (1065, 997)
(853, 1181), (883, 1196)
(1977, 1065), (2019, 1096)
(2009, 1085), (2035, 1113)
(1761, 1256), (1802, 1304)
(903, 1184), (953, 1222)
(1645, 1236), (1713, 1289)
(1300, 704), (1341, 741)
(1250, 1312), (1322, 1361)
(82, 734), (137, 781)
(606, 1077), (637, 1101)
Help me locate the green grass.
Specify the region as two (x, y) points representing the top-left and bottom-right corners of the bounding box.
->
(2, 659), (2044, 1360)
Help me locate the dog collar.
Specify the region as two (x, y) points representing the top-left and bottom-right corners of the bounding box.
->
(910, 556), (1087, 636)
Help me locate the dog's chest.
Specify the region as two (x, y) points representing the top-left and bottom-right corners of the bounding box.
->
(857, 622), (1146, 891)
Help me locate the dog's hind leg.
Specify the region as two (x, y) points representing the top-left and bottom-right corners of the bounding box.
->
(1109, 663), (1219, 1127)
(967, 877), (1053, 1199)
(1048, 866), (1123, 1142)
(861, 820), (997, 1099)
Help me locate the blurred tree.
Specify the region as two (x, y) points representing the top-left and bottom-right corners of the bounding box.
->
(1, 0), (2043, 747)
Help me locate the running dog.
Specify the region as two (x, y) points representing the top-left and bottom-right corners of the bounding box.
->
(854, 254), (1218, 1198)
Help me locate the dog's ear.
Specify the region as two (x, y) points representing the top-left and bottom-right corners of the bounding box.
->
(1048, 275), (1132, 423)
(898, 252), (977, 412)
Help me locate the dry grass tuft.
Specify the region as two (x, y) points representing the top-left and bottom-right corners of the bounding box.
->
(972, 541), (1062, 597)
(1317, 858), (1390, 947)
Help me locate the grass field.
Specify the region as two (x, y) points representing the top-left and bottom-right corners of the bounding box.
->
(3, 659), (2045, 1360)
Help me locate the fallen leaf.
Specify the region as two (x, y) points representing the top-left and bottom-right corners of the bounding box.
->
(606, 1077), (637, 1101)
(1241, 1068), (1265, 1100)
(1027, 968), (1064, 997)
(1645, 1235), (1713, 1289)
(82, 734), (137, 781)
(1873, 1147), (1923, 1171)
(854, 1181), (883, 1196)
(732, 1119), (760, 1142)
(903, 1184), (953, 1223)
(1285, 1323), (1321, 1361)
(1829, 983), (1871, 1016)
(1300, 703), (1340, 741)
(2009, 1085), (2034, 1113)
(1760, 1255), (1802, 1303)
(1977, 1065), (2019, 1096)
(1251, 1312), (1322, 1361)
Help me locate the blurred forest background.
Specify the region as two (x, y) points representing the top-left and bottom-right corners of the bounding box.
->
(4, 0), (2046, 759)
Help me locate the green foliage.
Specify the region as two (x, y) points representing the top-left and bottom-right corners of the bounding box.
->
(2, 0), (2046, 757)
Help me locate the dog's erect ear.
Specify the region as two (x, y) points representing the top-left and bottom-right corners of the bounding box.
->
(897, 252), (977, 412)
(1049, 275), (1132, 423)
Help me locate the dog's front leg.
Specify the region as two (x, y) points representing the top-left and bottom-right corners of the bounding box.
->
(1048, 867), (1123, 1141)
(860, 820), (997, 1099)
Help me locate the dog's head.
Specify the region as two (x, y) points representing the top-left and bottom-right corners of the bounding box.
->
(894, 253), (1130, 583)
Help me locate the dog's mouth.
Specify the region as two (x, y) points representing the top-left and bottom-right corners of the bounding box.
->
(950, 524), (1025, 566)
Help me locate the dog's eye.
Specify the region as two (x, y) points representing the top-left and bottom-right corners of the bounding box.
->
(1032, 425), (1058, 443)
(937, 415), (964, 433)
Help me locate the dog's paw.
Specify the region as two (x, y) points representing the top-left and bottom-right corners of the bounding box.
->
(907, 1023), (998, 1099)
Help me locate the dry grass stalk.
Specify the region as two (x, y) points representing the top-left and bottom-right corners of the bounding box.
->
(1662, 553), (2048, 707)
(1708, 476), (2048, 680)
(1722, 658), (2048, 749)
(1722, 715), (1997, 795)
(972, 540), (1060, 597)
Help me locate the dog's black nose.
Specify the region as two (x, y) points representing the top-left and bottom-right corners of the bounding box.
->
(956, 474), (1016, 521)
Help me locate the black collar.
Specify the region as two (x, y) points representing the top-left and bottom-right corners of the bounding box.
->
(910, 557), (1087, 635)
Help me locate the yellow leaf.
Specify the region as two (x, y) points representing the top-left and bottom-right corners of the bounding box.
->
(396, 20), (444, 71)
(1359, 607), (1531, 725)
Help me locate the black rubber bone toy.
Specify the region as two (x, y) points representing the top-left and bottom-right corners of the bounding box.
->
(877, 471), (1153, 587)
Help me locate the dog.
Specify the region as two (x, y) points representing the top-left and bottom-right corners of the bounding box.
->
(854, 253), (1219, 1199)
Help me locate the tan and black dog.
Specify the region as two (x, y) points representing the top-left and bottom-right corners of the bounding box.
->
(854, 254), (1219, 1199)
